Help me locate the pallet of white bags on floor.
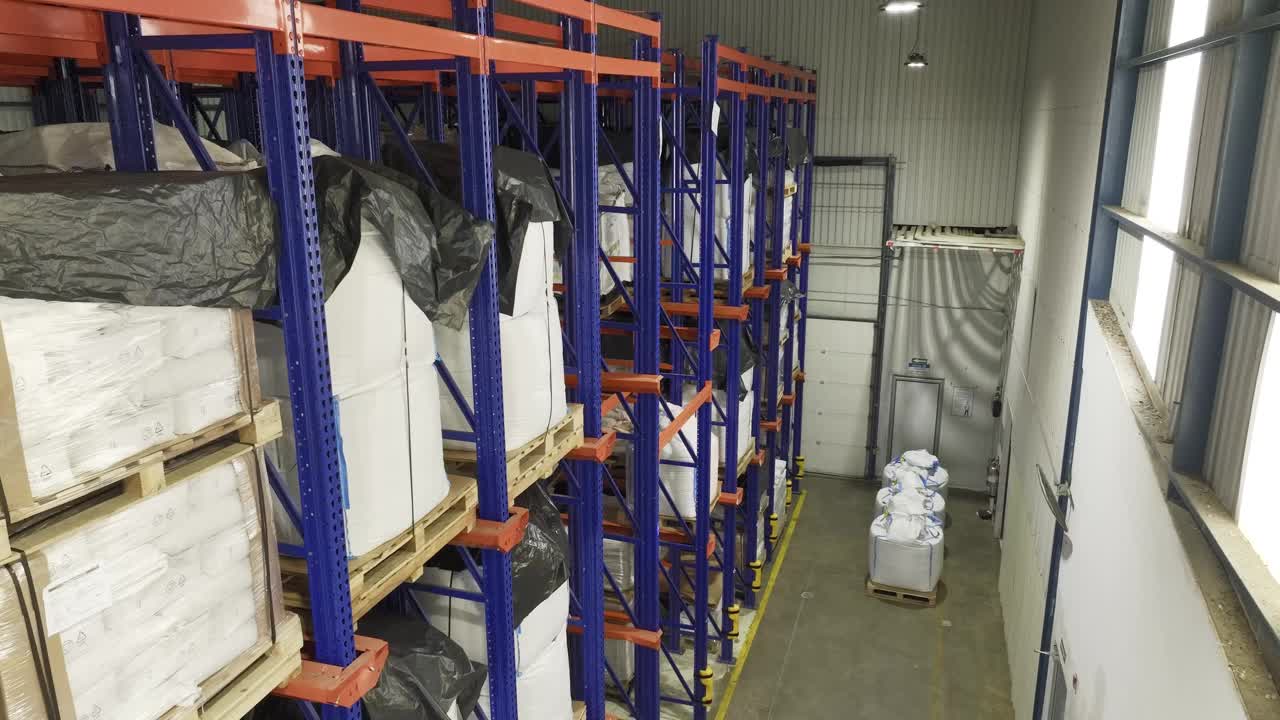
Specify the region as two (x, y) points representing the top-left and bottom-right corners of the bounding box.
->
(867, 511), (944, 595)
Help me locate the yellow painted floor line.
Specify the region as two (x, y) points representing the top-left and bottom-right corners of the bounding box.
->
(713, 491), (808, 720)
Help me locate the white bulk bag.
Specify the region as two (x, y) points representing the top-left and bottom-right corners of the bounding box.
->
(664, 163), (752, 282)
(496, 627), (573, 720)
(435, 292), (568, 452)
(772, 459), (789, 523)
(605, 636), (635, 688)
(649, 404), (719, 519)
(0, 122), (252, 172)
(901, 449), (941, 471)
(603, 537), (634, 591)
(553, 163), (634, 296)
(414, 571), (570, 672)
(868, 512), (944, 592)
(260, 229), (450, 558)
(883, 458), (950, 496)
(875, 485), (947, 517)
(511, 221), (556, 318)
(688, 376), (753, 469)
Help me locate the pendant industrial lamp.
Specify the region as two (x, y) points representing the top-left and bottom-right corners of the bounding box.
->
(904, 12), (928, 68)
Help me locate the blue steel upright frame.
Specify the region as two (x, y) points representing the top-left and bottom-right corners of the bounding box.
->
(1035, 0), (1280, 716)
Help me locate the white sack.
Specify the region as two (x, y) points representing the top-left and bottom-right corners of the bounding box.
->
(868, 512), (944, 592)
(875, 485), (947, 518)
(633, 403), (719, 520)
(475, 626), (573, 720)
(436, 294), (568, 452)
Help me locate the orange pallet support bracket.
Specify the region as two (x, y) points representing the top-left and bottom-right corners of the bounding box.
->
(569, 614), (664, 650)
(661, 301), (749, 322)
(273, 635), (390, 707)
(761, 418), (782, 433)
(566, 431), (618, 463)
(798, 242), (813, 255)
(453, 506), (530, 553)
(764, 267), (788, 281)
(794, 369), (806, 383)
(750, 449), (766, 466)
(785, 254), (801, 268)
(718, 487), (744, 506)
(566, 371), (663, 395)
(744, 285), (771, 300)
(779, 393), (795, 407)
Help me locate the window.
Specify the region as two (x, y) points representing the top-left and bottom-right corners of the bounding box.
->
(1129, 0), (1208, 374)
(1238, 317), (1280, 583)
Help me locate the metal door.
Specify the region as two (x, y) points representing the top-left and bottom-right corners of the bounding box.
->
(887, 375), (943, 460)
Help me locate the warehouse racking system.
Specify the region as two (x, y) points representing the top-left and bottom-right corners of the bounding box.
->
(3, 1), (814, 718)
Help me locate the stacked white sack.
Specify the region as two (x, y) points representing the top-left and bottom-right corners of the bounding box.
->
(868, 511), (944, 592)
(553, 164), (634, 296)
(875, 484), (947, 517)
(415, 572), (573, 719)
(883, 449), (951, 497)
(685, 370), (754, 469)
(636, 402), (719, 519)
(437, 220), (568, 451)
(0, 297), (248, 501)
(772, 459), (789, 526)
(21, 453), (267, 720)
(664, 163), (754, 282)
(259, 227), (450, 558)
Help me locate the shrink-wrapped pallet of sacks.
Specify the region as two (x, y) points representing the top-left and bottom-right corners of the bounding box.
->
(868, 512), (944, 592)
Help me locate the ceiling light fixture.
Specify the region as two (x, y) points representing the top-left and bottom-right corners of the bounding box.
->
(904, 12), (928, 69)
(880, 1), (924, 14)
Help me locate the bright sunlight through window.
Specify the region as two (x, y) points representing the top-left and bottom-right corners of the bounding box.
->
(1238, 318), (1280, 584)
(1130, 0), (1207, 373)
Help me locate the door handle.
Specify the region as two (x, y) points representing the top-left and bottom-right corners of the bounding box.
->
(1037, 464), (1070, 533)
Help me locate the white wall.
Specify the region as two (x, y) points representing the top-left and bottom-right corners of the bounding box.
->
(1002, 0), (1254, 717)
(802, 318), (874, 476)
(1051, 310), (1248, 720)
(1000, 0), (1120, 714)
(877, 248), (1016, 490)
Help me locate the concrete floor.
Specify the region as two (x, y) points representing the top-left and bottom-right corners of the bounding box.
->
(722, 476), (1014, 719)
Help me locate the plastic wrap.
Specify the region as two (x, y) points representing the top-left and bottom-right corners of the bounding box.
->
(417, 486), (569, 670)
(0, 297), (253, 521)
(785, 128), (812, 169)
(603, 537), (635, 592)
(868, 512), (944, 592)
(382, 141), (564, 317)
(258, 228), (450, 559)
(435, 289), (567, 452)
(625, 405), (718, 520)
(0, 445), (277, 720)
(0, 125), (493, 330)
(358, 608), (489, 720)
(875, 485), (947, 517)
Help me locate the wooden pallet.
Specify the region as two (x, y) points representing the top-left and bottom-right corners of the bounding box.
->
(865, 576), (939, 608)
(161, 613), (304, 720)
(601, 292), (629, 318)
(443, 403), (585, 500)
(280, 475), (479, 624)
(4, 399), (282, 530)
(719, 446), (754, 480)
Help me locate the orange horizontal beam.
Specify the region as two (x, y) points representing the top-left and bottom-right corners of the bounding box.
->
(607, 255), (636, 264)
(565, 372), (663, 396)
(0, 63), (48, 77)
(24, 0), (282, 33)
(592, 4), (660, 39)
(595, 54), (660, 80)
(744, 285), (771, 300)
(301, 5), (483, 60)
(764, 267), (788, 281)
(361, 0), (452, 20)
(600, 391), (631, 418)
(569, 617), (663, 650)
(661, 301), (750, 322)
(0, 32), (97, 62)
(493, 14), (564, 44)
(486, 37), (593, 75)
(658, 381), (711, 450)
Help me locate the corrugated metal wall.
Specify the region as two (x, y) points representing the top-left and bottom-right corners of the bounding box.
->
(1204, 294), (1270, 515)
(1241, 44), (1280, 282)
(582, 0), (1033, 243)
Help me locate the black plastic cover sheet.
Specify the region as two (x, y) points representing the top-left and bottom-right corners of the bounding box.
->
(786, 128), (812, 169)
(381, 140), (565, 317)
(0, 156), (494, 330)
(428, 483), (569, 627)
(358, 608), (490, 720)
(314, 155), (493, 329)
(0, 170), (279, 308)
